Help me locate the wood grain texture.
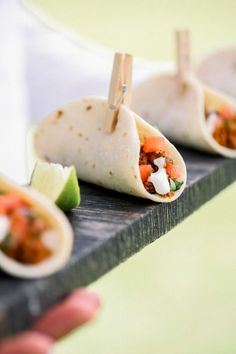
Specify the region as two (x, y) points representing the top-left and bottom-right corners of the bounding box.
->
(0, 148), (236, 339)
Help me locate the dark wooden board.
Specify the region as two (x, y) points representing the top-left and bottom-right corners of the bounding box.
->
(0, 148), (236, 339)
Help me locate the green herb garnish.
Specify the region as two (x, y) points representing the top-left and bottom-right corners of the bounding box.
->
(169, 179), (183, 192)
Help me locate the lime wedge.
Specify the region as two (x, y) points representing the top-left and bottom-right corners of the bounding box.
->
(31, 161), (80, 212)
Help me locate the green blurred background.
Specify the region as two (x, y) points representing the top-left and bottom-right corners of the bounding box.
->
(27, 1), (236, 353)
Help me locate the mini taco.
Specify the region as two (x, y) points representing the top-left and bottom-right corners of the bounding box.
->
(0, 175), (73, 278)
(35, 97), (186, 202)
(197, 47), (236, 100)
(132, 73), (236, 158)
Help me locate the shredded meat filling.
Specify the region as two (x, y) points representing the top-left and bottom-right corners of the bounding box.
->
(207, 109), (236, 149)
(0, 194), (53, 265)
(139, 137), (183, 197)
(139, 146), (163, 193)
(139, 150), (148, 165)
(143, 181), (156, 194)
(213, 119), (236, 149)
(139, 147), (161, 172)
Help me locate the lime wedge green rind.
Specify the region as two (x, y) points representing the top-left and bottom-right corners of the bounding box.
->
(31, 161), (80, 212)
(55, 166), (80, 212)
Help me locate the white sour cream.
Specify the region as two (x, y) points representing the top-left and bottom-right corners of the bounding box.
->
(0, 216), (10, 243)
(153, 157), (166, 169)
(207, 112), (218, 134)
(148, 157), (170, 195)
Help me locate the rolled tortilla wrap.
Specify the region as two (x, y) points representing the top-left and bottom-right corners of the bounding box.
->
(0, 174), (73, 278)
(35, 97), (186, 203)
(196, 47), (236, 99)
(132, 73), (236, 158)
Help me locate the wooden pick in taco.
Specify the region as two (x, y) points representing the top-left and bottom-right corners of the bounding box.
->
(132, 30), (236, 158)
(0, 174), (73, 278)
(35, 53), (186, 202)
(196, 47), (236, 100)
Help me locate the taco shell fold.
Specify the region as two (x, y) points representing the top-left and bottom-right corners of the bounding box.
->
(196, 47), (236, 100)
(35, 97), (187, 203)
(0, 175), (73, 278)
(132, 73), (236, 158)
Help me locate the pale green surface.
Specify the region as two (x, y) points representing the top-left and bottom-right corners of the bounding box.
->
(28, 0), (236, 60)
(28, 1), (236, 353)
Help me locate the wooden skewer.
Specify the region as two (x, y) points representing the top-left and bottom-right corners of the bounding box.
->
(106, 52), (133, 133)
(106, 53), (123, 133)
(122, 53), (133, 106)
(176, 29), (191, 84)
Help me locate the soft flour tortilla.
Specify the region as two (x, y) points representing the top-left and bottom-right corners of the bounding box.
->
(132, 73), (236, 158)
(35, 97), (186, 203)
(0, 175), (73, 278)
(196, 47), (236, 99)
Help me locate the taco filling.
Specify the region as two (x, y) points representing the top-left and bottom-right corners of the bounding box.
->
(139, 136), (184, 197)
(206, 105), (236, 149)
(0, 193), (57, 264)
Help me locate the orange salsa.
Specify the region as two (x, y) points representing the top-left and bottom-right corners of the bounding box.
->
(0, 193), (53, 264)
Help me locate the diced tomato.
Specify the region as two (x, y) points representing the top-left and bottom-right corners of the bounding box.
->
(0, 193), (51, 265)
(215, 117), (224, 130)
(139, 165), (153, 182)
(218, 106), (234, 120)
(143, 136), (166, 153)
(10, 209), (31, 243)
(0, 194), (28, 215)
(166, 163), (181, 179)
